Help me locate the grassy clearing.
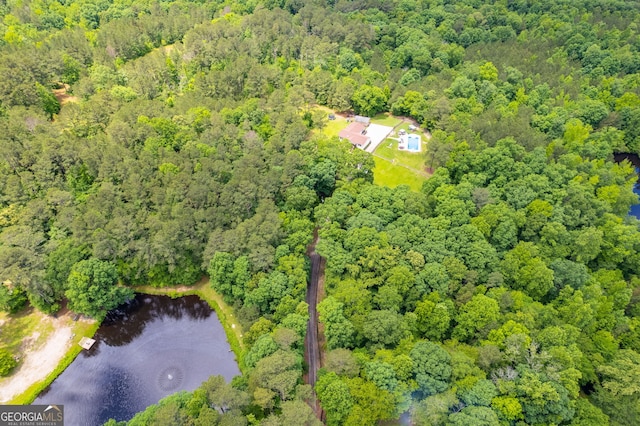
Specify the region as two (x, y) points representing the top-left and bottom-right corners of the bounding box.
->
(52, 85), (78, 106)
(312, 106), (347, 138)
(376, 138), (427, 171)
(134, 279), (246, 372)
(320, 116), (347, 138)
(307, 107), (430, 191)
(0, 308), (49, 355)
(371, 113), (403, 127)
(315, 108), (406, 138)
(9, 320), (99, 405)
(373, 156), (428, 192)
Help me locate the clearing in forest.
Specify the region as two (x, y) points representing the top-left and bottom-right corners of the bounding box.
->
(317, 109), (431, 191)
(0, 308), (95, 403)
(371, 116), (431, 191)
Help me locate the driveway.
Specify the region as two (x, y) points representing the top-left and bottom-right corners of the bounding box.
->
(305, 232), (326, 422)
(365, 124), (394, 153)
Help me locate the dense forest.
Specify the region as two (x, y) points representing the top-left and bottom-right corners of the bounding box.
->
(2, 0), (640, 424)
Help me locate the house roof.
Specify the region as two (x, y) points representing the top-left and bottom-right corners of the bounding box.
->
(339, 122), (366, 136)
(339, 122), (370, 146)
(348, 133), (371, 146)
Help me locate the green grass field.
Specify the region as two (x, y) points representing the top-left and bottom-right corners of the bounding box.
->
(376, 138), (427, 170)
(373, 156), (428, 192)
(372, 125), (431, 191)
(312, 106), (347, 138)
(320, 115), (347, 138)
(371, 113), (403, 127)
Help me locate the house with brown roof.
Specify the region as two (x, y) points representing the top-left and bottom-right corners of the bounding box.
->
(338, 121), (371, 150)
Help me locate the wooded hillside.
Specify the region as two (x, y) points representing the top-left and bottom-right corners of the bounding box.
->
(2, 0), (640, 425)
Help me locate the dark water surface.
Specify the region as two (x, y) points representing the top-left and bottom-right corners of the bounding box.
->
(34, 294), (240, 426)
(614, 153), (640, 219)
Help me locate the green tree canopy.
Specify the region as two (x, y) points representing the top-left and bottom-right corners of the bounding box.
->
(65, 259), (133, 320)
(410, 341), (452, 396)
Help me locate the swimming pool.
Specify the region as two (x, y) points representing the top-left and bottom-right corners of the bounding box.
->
(407, 134), (420, 151)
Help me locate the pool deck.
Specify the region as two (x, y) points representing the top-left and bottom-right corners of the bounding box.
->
(397, 134), (422, 152)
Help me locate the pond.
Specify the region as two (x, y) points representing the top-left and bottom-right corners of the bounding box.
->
(614, 153), (640, 219)
(34, 294), (240, 425)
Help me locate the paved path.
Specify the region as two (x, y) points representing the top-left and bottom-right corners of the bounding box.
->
(304, 231), (326, 422)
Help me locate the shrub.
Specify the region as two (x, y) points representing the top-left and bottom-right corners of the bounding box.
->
(0, 348), (17, 376)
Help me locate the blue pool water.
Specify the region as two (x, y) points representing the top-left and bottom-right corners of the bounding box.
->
(408, 135), (420, 151)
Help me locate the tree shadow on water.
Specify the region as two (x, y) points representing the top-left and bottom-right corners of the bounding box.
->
(94, 294), (213, 347)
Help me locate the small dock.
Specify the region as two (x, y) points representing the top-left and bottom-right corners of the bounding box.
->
(78, 337), (96, 350)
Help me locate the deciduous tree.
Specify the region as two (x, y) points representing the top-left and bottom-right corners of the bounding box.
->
(65, 259), (133, 320)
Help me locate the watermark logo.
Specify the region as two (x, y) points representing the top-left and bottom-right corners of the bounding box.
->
(0, 405), (63, 426)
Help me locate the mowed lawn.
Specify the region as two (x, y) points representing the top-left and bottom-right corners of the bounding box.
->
(373, 156), (428, 192)
(313, 106), (347, 138)
(373, 125), (431, 191)
(321, 116), (347, 138)
(376, 138), (427, 170)
(371, 113), (403, 127)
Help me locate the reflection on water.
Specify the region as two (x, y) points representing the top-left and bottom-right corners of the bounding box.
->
(97, 295), (213, 347)
(35, 294), (240, 426)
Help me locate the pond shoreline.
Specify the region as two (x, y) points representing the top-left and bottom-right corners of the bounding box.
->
(6, 318), (99, 405)
(35, 292), (240, 425)
(133, 278), (246, 372)
(5, 277), (243, 405)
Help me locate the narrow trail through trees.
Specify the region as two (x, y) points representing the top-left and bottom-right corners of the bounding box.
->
(305, 230), (326, 422)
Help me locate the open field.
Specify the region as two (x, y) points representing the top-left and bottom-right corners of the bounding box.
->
(376, 138), (428, 170)
(321, 117), (347, 138)
(372, 156), (428, 191)
(371, 113), (403, 127)
(372, 122), (431, 190)
(313, 105), (347, 138)
(0, 308), (51, 356)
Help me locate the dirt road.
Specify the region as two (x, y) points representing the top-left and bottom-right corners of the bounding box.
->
(0, 319), (73, 402)
(305, 232), (326, 422)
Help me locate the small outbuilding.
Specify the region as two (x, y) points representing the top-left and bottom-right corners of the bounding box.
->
(354, 115), (371, 125)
